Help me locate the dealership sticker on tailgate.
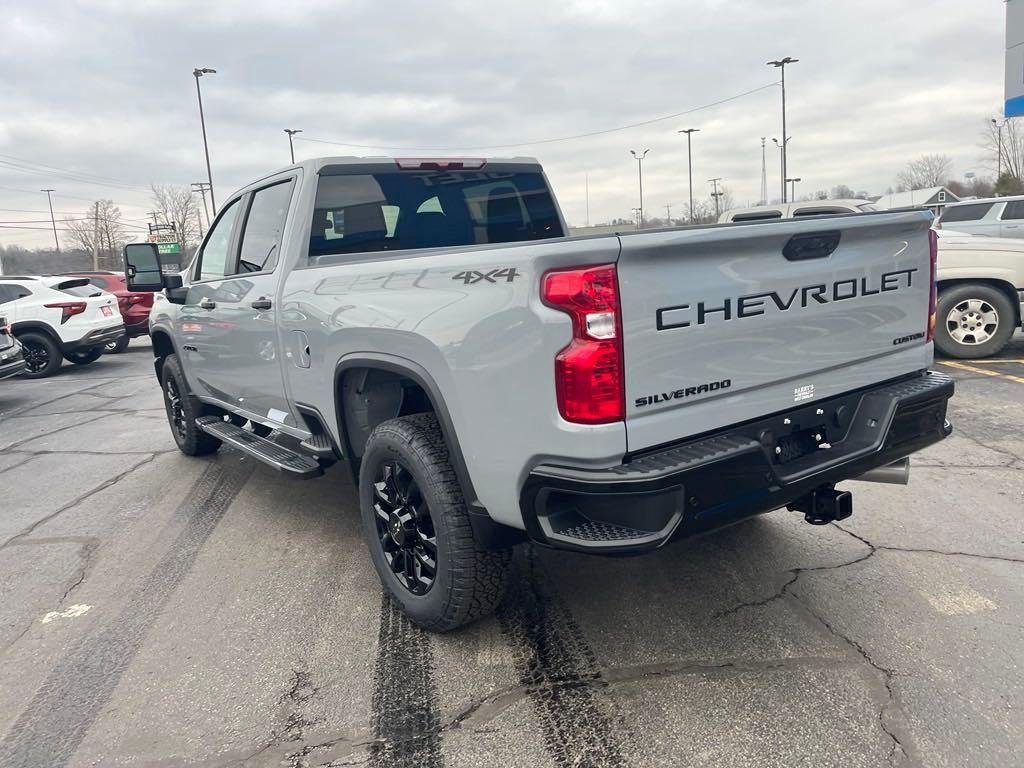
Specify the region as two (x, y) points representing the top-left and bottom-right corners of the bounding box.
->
(794, 384), (815, 402)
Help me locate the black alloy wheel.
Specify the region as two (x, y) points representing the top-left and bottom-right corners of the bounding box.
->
(164, 374), (188, 442)
(372, 460), (438, 595)
(22, 341), (50, 373)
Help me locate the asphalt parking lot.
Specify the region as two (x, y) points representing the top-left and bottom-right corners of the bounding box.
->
(0, 337), (1022, 768)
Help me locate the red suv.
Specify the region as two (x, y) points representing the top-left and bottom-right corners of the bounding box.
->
(59, 272), (153, 353)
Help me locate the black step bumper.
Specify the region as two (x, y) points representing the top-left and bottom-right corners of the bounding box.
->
(520, 370), (954, 554)
(61, 324), (125, 354)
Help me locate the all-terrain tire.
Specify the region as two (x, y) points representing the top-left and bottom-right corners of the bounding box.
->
(359, 413), (511, 632)
(935, 283), (1016, 359)
(17, 331), (62, 379)
(161, 353), (221, 456)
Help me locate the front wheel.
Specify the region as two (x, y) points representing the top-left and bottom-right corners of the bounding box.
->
(359, 413), (511, 632)
(935, 284), (1016, 359)
(64, 348), (103, 365)
(161, 354), (221, 456)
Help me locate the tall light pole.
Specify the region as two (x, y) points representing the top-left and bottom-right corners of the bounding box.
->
(760, 137), (768, 204)
(678, 128), (700, 222)
(193, 67), (217, 214)
(630, 149), (650, 228)
(41, 189), (59, 252)
(284, 128), (303, 164)
(708, 177), (723, 219)
(786, 177), (802, 200)
(772, 137), (791, 202)
(767, 57), (798, 202)
(992, 118), (1007, 180)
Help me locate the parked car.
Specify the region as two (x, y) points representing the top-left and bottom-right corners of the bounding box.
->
(719, 199), (877, 223)
(0, 317), (26, 381)
(933, 230), (1024, 358)
(57, 271), (153, 352)
(935, 195), (1024, 238)
(124, 156), (952, 631)
(0, 276), (124, 378)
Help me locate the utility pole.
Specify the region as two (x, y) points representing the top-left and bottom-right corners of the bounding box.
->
(992, 118), (1006, 180)
(191, 182), (212, 228)
(665, 204), (672, 225)
(760, 137), (768, 204)
(708, 177), (723, 218)
(196, 207), (205, 239)
(193, 67), (217, 214)
(631, 207), (642, 230)
(92, 201), (100, 270)
(284, 128), (303, 163)
(41, 189), (59, 252)
(786, 177), (802, 200)
(630, 148), (650, 227)
(678, 128), (699, 222)
(767, 57), (798, 202)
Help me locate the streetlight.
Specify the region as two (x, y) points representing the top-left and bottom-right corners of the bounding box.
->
(41, 189), (59, 252)
(677, 128), (700, 222)
(708, 177), (723, 219)
(767, 56), (799, 202)
(193, 67), (217, 214)
(992, 118), (1007, 179)
(630, 149), (650, 227)
(786, 177), (802, 200)
(284, 128), (303, 164)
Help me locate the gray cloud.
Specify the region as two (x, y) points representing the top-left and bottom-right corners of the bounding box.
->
(0, 0), (1006, 246)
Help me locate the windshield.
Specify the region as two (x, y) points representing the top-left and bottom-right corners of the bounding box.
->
(309, 167), (564, 261)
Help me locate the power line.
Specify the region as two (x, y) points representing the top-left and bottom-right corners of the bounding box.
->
(295, 82), (780, 152)
(0, 152), (144, 188)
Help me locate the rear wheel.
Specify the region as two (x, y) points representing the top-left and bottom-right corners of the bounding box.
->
(64, 348), (103, 365)
(17, 332), (62, 379)
(935, 284), (1016, 359)
(359, 413), (511, 632)
(104, 336), (130, 354)
(161, 354), (221, 456)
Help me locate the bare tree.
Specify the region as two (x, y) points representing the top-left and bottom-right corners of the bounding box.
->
(982, 119), (1024, 182)
(896, 154), (953, 190)
(150, 184), (200, 248)
(63, 200), (128, 269)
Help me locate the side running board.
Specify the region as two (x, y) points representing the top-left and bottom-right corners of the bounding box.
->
(195, 416), (323, 478)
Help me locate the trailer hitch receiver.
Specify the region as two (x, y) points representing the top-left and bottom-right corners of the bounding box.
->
(788, 485), (853, 525)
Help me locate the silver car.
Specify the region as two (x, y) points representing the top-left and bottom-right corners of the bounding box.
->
(936, 195), (1024, 238)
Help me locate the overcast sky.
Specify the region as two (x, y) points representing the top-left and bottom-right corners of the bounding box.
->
(0, 0), (1008, 248)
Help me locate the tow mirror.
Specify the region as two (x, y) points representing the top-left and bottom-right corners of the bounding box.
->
(123, 243), (184, 292)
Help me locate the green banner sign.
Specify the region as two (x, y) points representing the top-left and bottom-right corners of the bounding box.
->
(157, 242), (181, 254)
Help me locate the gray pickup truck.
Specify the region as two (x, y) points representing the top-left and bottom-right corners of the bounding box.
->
(124, 157), (954, 631)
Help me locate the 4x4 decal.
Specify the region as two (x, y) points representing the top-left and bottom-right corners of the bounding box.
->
(452, 268), (520, 285)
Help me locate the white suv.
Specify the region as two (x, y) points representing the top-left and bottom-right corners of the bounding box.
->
(0, 276), (125, 378)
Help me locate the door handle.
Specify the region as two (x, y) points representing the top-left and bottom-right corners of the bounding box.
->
(199, 298), (216, 310)
(251, 297), (272, 310)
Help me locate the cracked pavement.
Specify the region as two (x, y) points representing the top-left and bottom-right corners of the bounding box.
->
(0, 336), (1022, 767)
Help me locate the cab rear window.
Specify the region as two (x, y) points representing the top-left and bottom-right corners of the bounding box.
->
(308, 167), (564, 263)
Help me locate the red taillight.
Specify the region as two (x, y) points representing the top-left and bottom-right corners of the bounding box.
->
(44, 301), (87, 324)
(541, 264), (624, 424)
(927, 228), (938, 342)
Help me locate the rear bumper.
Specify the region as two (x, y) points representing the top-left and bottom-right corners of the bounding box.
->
(61, 324), (125, 353)
(520, 370), (954, 554)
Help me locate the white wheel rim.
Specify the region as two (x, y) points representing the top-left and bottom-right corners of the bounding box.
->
(946, 299), (998, 345)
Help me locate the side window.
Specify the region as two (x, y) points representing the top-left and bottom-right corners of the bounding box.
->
(195, 199), (241, 281)
(0, 285), (31, 303)
(0, 286), (12, 304)
(940, 203), (993, 223)
(1001, 201), (1024, 221)
(236, 180), (295, 274)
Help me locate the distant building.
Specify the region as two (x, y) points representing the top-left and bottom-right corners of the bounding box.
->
(872, 187), (960, 217)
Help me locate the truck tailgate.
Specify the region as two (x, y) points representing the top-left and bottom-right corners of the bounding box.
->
(617, 210), (935, 452)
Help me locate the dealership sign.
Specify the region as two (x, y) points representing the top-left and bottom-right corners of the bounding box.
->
(1007, 0), (1024, 117)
